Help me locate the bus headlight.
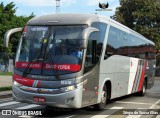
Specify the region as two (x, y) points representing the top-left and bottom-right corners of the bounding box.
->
(13, 81), (22, 87)
(66, 85), (76, 91)
(61, 85), (77, 92)
(14, 81), (19, 86)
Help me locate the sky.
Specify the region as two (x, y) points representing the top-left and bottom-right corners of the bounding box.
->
(2, 0), (120, 17)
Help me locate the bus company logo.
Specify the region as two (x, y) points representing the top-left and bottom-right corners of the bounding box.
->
(99, 2), (109, 9)
(37, 88), (48, 93)
(37, 88), (42, 93)
(45, 64), (71, 70)
(32, 75), (49, 79)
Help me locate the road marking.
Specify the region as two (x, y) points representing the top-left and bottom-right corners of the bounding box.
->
(16, 104), (41, 109)
(126, 100), (160, 118)
(19, 116), (33, 118)
(149, 99), (160, 109)
(91, 115), (108, 118)
(55, 115), (75, 118)
(0, 101), (19, 107)
(90, 107), (123, 118)
(115, 101), (152, 105)
(66, 115), (75, 118)
(0, 98), (13, 103)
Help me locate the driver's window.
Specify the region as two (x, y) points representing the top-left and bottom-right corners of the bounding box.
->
(84, 32), (99, 73)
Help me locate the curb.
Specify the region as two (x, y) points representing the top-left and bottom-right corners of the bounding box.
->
(0, 91), (12, 99)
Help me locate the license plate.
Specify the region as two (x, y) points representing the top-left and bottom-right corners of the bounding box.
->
(33, 96), (46, 102)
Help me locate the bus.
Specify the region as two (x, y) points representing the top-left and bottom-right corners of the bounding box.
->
(4, 14), (156, 110)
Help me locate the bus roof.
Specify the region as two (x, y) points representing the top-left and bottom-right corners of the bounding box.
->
(27, 14), (100, 26)
(27, 13), (155, 46)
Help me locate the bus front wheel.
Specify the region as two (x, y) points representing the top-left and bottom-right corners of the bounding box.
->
(93, 85), (107, 110)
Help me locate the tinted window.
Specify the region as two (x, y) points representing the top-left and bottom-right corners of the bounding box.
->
(129, 35), (148, 59)
(104, 26), (156, 60)
(104, 26), (119, 59)
(84, 32), (98, 73)
(91, 22), (107, 44)
(118, 31), (129, 56)
(91, 22), (107, 58)
(129, 35), (139, 58)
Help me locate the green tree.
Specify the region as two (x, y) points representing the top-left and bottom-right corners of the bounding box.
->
(112, 0), (160, 66)
(0, 2), (34, 53)
(112, 0), (160, 49)
(10, 13), (35, 53)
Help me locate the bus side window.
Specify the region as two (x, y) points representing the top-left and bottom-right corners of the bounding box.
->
(104, 26), (119, 59)
(118, 31), (129, 56)
(84, 32), (98, 73)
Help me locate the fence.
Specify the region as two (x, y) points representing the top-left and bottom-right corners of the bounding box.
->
(0, 52), (15, 72)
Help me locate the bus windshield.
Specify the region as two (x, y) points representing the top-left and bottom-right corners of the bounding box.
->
(15, 25), (87, 75)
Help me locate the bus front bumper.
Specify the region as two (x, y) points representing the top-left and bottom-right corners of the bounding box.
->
(12, 84), (83, 108)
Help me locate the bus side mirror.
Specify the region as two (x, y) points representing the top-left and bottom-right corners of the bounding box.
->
(92, 40), (97, 64)
(4, 28), (23, 47)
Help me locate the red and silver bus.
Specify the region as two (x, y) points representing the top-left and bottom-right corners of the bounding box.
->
(4, 14), (156, 110)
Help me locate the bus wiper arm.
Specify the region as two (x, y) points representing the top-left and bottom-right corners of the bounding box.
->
(22, 37), (46, 77)
(41, 31), (61, 80)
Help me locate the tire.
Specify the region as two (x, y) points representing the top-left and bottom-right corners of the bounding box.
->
(138, 80), (147, 96)
(93, 85), (107, 110)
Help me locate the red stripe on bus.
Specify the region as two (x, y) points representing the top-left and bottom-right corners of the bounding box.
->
(138, 62), (146, 92)
(15, 62), (81, 71)
(15, 62), (42, 69)
(13, 74), (34, 87)
(37, 80), (41, 88)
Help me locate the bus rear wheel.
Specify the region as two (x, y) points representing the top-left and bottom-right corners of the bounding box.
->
(138, 80), (147, 96)
(93, 85), (107, 110)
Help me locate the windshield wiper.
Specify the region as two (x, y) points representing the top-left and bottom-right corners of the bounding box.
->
(41, 31), (61, 80)
(22, 37), (46, 77)
(22, 30), (61, 80)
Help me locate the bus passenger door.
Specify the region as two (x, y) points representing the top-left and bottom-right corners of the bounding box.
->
(81, 31), (99, 106)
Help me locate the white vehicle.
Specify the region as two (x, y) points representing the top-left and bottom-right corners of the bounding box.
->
(4, 14), (156, 110)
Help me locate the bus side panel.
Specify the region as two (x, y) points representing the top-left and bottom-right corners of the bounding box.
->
(99, 55), (131, 99)
(114, 56), (130, 96)
(99, 56), (148, 100)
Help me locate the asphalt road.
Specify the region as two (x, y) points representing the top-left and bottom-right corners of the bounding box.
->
(0, 80), (160, 118)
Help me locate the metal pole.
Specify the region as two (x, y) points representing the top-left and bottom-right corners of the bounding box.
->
(55, 0), (60, 13)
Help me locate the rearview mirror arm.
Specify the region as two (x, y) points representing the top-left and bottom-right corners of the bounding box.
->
(4, 28), (23, 47)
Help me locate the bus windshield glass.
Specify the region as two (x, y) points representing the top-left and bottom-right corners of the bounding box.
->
(15, 25), (87, 75)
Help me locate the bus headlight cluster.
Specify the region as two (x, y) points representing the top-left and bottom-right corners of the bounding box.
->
(61, 85), (77, 92)
(13, 81), (22, 87)
(14, 81), (19, 86)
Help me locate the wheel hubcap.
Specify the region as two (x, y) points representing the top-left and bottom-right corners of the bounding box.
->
(101, 90), (106, 104)
(143, 84), (146, 93)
